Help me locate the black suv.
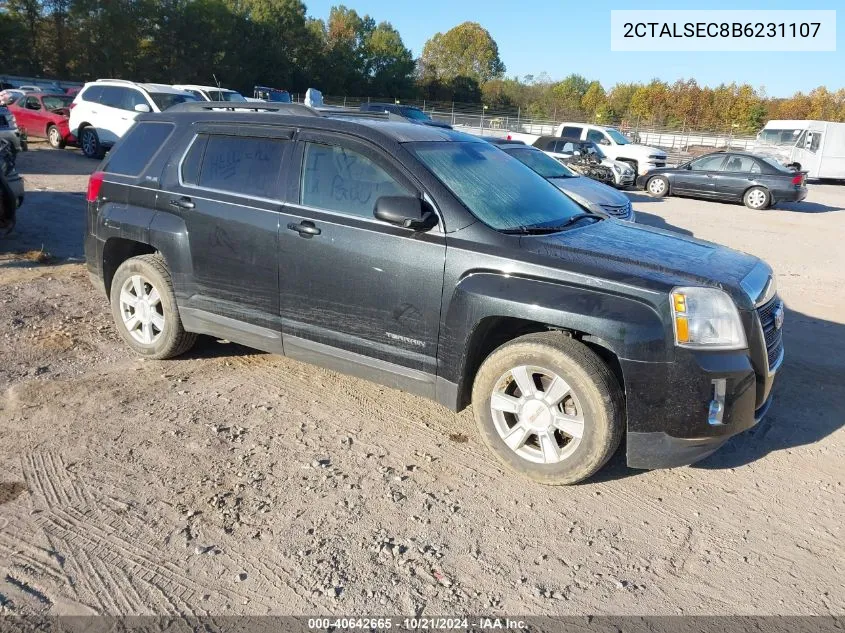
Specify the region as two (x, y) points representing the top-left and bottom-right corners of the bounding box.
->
(84, 103), (784, 485)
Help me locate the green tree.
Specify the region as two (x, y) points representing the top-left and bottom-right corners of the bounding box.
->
(420, 22), (505, 84)
(580, 81), (606, 120)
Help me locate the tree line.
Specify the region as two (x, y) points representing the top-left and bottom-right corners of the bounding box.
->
(1, 0), (842, 132)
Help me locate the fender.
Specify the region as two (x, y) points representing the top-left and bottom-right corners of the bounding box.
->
(438, 271), (669, 388)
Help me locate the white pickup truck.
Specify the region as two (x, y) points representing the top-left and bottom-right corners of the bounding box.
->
(543, 123), (668, 176)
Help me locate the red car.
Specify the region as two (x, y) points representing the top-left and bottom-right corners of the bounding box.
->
(8, 92), (76, 149)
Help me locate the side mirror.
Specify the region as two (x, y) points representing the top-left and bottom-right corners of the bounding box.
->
(134, 103), (151, 113)
(373, 196), (437, 231)
(600, 138), (610, 145)
(804, 134), (813, 149)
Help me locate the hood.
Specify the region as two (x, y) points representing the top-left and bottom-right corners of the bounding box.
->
(519, 220), (762, 308)
(548, 175), (629, 207)
(625, 144), (667, 159)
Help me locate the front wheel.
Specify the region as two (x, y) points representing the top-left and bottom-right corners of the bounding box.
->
(47, 124), (65, 149)
(471, 332), (623, 485)
(109, 254), (197, 359)
(744, 186), (770, 210)
(646, 175), (669, 197)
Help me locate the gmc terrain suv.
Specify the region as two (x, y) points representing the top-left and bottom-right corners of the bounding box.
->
(84, 103), (784, 485)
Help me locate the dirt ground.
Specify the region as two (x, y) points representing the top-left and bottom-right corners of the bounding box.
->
(0, 144), (843, 616)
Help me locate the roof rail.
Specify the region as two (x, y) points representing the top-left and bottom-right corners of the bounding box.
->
(317, 108), (405, 122)
(95, 78), (138, 85)
(166, 101), (320, 116)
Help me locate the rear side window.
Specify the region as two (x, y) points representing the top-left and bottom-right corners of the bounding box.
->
(723, 155), (761, 174)
(81, 85), (103, 103)
(197, 134), (286, 198)
(104, 122), (175, 176)
(586, 129), (605, 144)
(560, 126), (583, 139)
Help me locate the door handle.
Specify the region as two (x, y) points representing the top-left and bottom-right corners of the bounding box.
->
(287, 220), (321, 237)
(169, 197), (195, 209)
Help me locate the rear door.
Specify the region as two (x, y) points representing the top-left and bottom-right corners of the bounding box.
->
(674, 154), (727, 195)
(158, 125), (293, 339)
(16, 96), (41, 136)
(714, 154), (763, 201)
(276, 131), (446, 388)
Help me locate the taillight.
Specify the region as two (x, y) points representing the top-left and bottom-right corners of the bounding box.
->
(87, 171), (105, 202)
(506, 134), (512, 140)
(791, 174), (803, 186)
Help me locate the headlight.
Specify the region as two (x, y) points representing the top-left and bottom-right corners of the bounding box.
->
(612, 164), (622, 174)
(670, 287), (747, 350)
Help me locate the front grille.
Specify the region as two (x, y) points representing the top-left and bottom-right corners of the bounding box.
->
(757, 296), (784, 370)
(600, 201), (632, 219)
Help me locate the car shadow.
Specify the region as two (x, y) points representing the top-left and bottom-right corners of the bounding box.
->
(0, 191), (86, 259)
(633, 210), (694, 237)
(775, 201), (842, 213)
(625, 191), (663, 204)
(180, 336), (265, 360)
(14, 143), (94, 176)
(587, 306), (845, 483)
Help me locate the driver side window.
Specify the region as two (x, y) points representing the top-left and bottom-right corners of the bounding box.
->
(586, 130), (606, 144)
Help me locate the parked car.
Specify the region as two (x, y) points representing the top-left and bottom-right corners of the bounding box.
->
(172, 84), (248, 102)
(488, 138), (635, 221)
(751, 119), (845, 179)
(0, 105), (24, 152)
(360, 102), (452, 129)
(253, 86), (291, 102)
(84, 102), (784, 485)
(0, 89), (25, 106)
(0, 138), (24, 232)
(8, 92), (76, 149)
(533, 136), (634, 187)
(637, 151), (808, 209)
(70, 79), (198, 158)
(553, 122), (668, 176)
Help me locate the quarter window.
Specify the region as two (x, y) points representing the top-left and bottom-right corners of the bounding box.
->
(197, 134), (287, 198)
(181, 134), (208, 185)
(80, 85), (103, 103)
(104, 122), (175, 176)
(300, 142), (411, 218)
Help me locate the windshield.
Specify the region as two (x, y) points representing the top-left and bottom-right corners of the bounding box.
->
(756, 128), (802, 146)
(411, 141), (586, 231)
(267, 91), (291, 103)
(605, 128), (630, 145)
(505, 147), (576, 178)
(42, 95), (73, 110)
(401, 107), (431, 121)
(207, 90), (246, 102)
(149, 92), (198, 110)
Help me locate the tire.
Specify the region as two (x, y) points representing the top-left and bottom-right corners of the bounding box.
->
(47, 124), (65, 149)
(109, 254), (197, 359)
(471, 332), (623, 485)
(743, 186), (770, 210)
(80, 126), (104, 159)
(646, 175), (669, 197)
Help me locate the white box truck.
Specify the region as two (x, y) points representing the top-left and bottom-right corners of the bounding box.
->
(751, 120), (845, 179)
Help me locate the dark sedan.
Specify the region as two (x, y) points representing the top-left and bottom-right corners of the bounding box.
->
(637, 151), (807, 209)
(359, 102), (452, 129)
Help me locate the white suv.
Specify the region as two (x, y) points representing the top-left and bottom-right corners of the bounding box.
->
(70, 80), (197, 158)
(554, 122), (668, 176)
(172, 84), (248, 102)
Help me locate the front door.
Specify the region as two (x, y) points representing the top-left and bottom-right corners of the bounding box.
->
(277, 132), (446, 390)
(157, 125), (293, 338)
(675, 154), (727, 195)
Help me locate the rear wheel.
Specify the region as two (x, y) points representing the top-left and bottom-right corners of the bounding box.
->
(109, 254), (197, 359)
(80, 127), (104, 159)
(47, 124), (65, 149)
(646, 175), (669, 197)
(743, 186), (770, 210)
(471, 332), (623, 485)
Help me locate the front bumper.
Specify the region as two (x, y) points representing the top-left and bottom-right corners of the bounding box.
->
(623, 344), (781, 470)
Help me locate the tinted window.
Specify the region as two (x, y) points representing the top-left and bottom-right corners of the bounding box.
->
(411, 141), (585, 231)
(198, 135), (286, 198)
(560, 126), (583, 139)
(301, 142), (411, 217)
(181, 134), (208, 185)
(99, 86), (128, 109)
(124, 89), (149, 110)
(690, 155), (726, 171)
(104, 122), (175, 176)
(81, 85), (103, 103)
(25, 97), (41, 110)
(586, 129), (606, 144)
(723, 155), (761, 173)
(148, 92), (197, 111)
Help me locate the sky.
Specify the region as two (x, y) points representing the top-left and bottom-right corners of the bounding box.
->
(302, 0), (843, 97)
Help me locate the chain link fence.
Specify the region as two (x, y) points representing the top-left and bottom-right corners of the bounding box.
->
(303, 94), (758, 165)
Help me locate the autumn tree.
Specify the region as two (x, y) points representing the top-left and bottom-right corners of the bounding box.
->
(419, 22), (505, 84)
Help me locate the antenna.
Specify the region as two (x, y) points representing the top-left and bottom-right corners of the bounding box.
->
(212, 73), (222, 97)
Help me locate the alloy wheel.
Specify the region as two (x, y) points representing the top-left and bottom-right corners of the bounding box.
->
(747, 189), (767, 209)
(49, 127), (61, 147)
(490, 365), (585, 465)
(119, 274), (165, 345)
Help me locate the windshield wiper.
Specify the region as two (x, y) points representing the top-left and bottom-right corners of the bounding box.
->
(502, 213), (603, 235)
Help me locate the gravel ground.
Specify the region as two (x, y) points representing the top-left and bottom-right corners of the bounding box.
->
(0, 144), (843, 616)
